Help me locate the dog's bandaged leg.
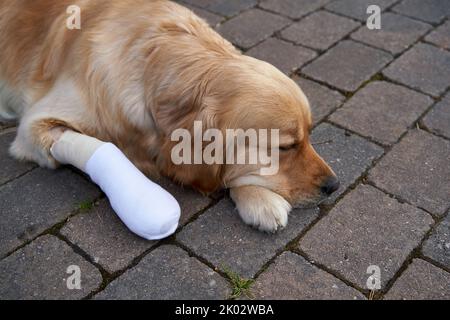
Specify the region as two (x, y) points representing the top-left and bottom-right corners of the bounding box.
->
(50, 130), (180, 240)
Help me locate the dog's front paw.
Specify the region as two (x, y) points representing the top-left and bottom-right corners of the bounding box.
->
(230, 185), (291, 233)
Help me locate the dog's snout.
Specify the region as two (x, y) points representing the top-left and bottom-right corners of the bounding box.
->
(320, 176), (340, 196)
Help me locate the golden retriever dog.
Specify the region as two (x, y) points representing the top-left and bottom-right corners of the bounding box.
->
(0, 0), (339, 232)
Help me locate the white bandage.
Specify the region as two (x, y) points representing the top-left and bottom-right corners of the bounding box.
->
(49, 130), (104, 172)
(50, 131), (180, 240)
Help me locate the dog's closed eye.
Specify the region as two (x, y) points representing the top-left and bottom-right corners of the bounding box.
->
(279, 143), (299, 152)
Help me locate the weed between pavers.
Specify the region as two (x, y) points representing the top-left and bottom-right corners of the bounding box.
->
(222, 265), (254, 299)
(77, 200), (94, 212)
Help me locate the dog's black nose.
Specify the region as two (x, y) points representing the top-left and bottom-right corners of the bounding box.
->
(320, 176), (340, 196)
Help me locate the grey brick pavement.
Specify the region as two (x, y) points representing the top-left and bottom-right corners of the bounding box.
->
(302, 40), (392, 92)
(383, 43), (450, 97)
(247, 37), (316, 74)
(350, 12), (431, 55)
(385, 259), (450, 300)
(422, 92), (450, 139)
(329, 81), (433, 145)
(1, 0), (449, 300)
(299, 184), (433, 290)
(425, 21), (450, 50)
(281, 11), (360, 51)
(392, 0), (450, 24)
(325, 0), (398, 22)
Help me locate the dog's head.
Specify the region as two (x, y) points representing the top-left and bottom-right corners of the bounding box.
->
(153, 55), (338, 206)
(219, 56), (339, 207)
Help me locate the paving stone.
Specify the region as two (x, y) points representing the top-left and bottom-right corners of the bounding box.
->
(325, 0), (398, 21)
(0, 131), (35, 185)
(310, 123), (384, 203)
(385, 259), (450, 299)
(177, 198), (319, 278)
(0, 120), (16, 131)
(179, 0), (210, 7)
(422, 93), (450, 139)
(295, 77), (345, 125)
(383, 43), (450, 97)
(260, 0), (332, 20)
(369, 130), (450, 216)
(422, 214), (450, 269)
(330, 81), (433, 145)
(95, 245), (230, 299)
(302, 40), (392, 92)
(425, 21), (450, 50)
(60, 174), (211, 274)
(217, 9), (291, 49)
(246, 38), (317, 75)
(0, 168), (101, 258)
(351, 13), (431, 55)
(60, 200), (157, 274)
(392, 0), (450, 24)
(182, 0), (257, 17)
(299, 185), (433, 290)
(0, 235), (102, 299)
(207, 0), (257, 17)
(183, 4), (225, 27)
(252, 252), (365, 300)
(281, 11), (360, 51)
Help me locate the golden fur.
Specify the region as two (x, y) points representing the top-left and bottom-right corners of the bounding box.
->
(0, 0), (336, 232)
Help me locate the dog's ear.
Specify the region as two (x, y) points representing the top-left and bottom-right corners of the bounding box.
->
(150, 73), (210, 134)
(154, 97), (224, 193)
(149, 69), (225, 193)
